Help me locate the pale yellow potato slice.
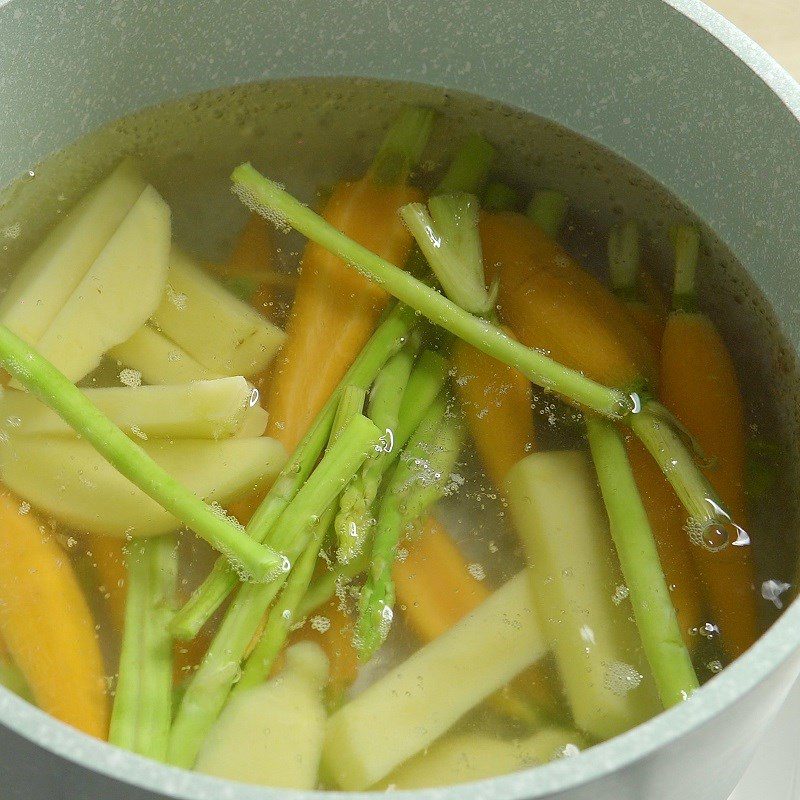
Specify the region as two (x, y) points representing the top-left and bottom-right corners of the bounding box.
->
(0, 377), (259, 439)
(0, 160), (146, 346)
(0, 435), (285, 537)
(34, 185), (171, 382)
(197, 643), (328, 789)
(323, 571), (546, 791)
(109, 324), (225, 385)
(383, 728), (586, 789)
(505, 451), (660, 741)
(151, 248), (285, 378)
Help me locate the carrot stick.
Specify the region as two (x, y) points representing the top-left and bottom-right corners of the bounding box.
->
(393, 516), (489, 641)
(264, 108), (433, 453)
(0, 492), (109, 737)
(608, 221), (666, 354)
(86, 533), (127, 632)
(480, 210), (657, 391)
(451, 331), (535, 490)
(659, 226), (758, 659)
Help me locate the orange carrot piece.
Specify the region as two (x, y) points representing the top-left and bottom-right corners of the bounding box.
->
(265, 178), (421, 453)
(393, 516), (490, 641)
(624, 299), (665, 355)
(86, 534), (127, 633)
(0, 492), (109, 737)
(480, 212), (657, 391)
(451, 333), (535, 490)
(290, 596), (359, 698)
(660, 311), (758, 658)
(625, 436), (704, 646)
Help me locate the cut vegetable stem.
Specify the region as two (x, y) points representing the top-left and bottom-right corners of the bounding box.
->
(356, 393), (464, 659)
(170, 304), (417, 640)
(608, 220), (640, 297)
(231, 164), (631, 418)
(526, 189), (568, 239)
(433, 132), (495, 196)
(237, 389), (364, 691)
(0, 323), (280, 582)
(109, 535), (177, 760)
(629, 401), (731, 539)
(368, 107), (435, 186)
(335, 341), (418, 563)
(586, 416), (699, 707)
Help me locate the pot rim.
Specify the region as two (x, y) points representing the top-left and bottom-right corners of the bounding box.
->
(1, 1), (800, 798)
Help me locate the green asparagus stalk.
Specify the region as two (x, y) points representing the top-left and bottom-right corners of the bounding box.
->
(395, 350), (449, 445)
(0, 323), (279, 581)
(170, 303), (417, 640)
(235, 387), (366, 693)
(482, 181), (521, 212)
(369, 107), (436, 187)
(335, 340), (419, 563)
(356, 392), (464, 660)
(608, 220), (640, 299)
(526, 189), (568, 238)
(295, 551), (371, 621)
(585, 416), (699, 707)
(109, 535), (177, 760)
(232, 164), (630, 418)
(167, 413), (382, 768)
(433, 132), (495, 197)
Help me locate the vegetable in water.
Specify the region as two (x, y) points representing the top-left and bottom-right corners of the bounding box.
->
(262, 107), (432, 453)
(382, 728), (586, 789)
(196, 643), (329, 789)
(504, 451), (660, 739)
(0, 160), (146, 346)
(0, 435), (285, 537)
(323, 571), (547, 791)
(0, 321), (283, 579)
(586, 416), (699, 707)
(0, 492), (108, 738)
(0, 376), (264, 440)
(151, 248), (285, 378)
(110, 324), (226, 385)
(167, 413), (382, 769)
(32, 185), (171, 382)
(659, 226), (758, 659)
(109, 534), (176, 760)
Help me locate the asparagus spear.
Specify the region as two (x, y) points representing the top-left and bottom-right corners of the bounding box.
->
(297, 349), (449, 626)
(0, 323), (279, 581)
(482, 182), (521, 212)
(432, 132), (495, 197)
(109, 535), (177, 760)
(585, 416), (700, 707)
(170, 304), (417, 640)
(167, 413), (382, 769)
(356, 392), (464, 660)
(231, 166), (734, 553)
(235, 387), (367, 693)
(526, 189), (569, 238)
(335, 340), (419, 563)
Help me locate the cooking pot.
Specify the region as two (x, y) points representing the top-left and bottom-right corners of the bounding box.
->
(1, 0), (799, 798)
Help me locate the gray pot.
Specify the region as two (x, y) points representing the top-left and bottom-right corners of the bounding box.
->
(1, 0), (799, 798)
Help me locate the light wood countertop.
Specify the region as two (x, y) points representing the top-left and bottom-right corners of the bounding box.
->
(706, 0), (800, 78)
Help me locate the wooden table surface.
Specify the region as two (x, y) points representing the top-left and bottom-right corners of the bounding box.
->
(706, 0), (800, 78)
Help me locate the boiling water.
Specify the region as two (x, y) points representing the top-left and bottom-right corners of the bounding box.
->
(0, 78), (797, 790)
